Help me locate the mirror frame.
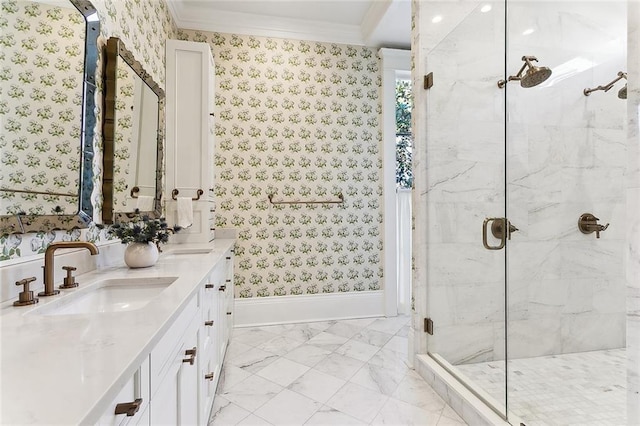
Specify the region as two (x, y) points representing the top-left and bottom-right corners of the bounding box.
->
(0, 0), (99, 235)
(102, 37), (165, 224)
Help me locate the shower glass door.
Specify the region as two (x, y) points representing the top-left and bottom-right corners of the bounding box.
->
(424, 0), (509, 416)
(504, 1), (627, 424)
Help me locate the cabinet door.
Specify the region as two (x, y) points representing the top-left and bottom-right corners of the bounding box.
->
(150, 320), (199, 426)
(165, 39), (215, 243)
(96, 357), (150, 426)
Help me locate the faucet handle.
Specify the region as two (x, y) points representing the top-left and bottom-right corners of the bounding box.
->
(14, 277), (38, 307)
(60, 266), (78, 289)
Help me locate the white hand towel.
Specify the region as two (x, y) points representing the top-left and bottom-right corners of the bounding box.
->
(136, 195), (154, 211)
(177, 197), (194, 228)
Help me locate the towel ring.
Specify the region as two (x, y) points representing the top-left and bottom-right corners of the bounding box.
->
(172, 189), (204, 201)
(130, 186), (140, 198)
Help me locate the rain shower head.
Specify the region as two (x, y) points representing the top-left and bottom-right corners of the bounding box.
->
(618, 84), (627, 99)
(498, 56), (552, 88)
(584, 71), (627, 99)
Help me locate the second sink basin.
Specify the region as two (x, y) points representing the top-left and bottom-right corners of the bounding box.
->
(29, 277), (178, 316)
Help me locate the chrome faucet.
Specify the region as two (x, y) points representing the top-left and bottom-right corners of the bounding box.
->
(39, 241), (99, 297)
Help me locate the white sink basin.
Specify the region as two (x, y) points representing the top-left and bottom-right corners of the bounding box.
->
(29, 277), (178, 316)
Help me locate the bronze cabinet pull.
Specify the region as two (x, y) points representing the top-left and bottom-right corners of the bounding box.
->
(205, 373), (214, 381)
(218, 285), (226, 292)
(205, 320), (214, 326)
(183, 347), (197, 365)
(205, 284), (214, 289)
(114, 398), (143, 416)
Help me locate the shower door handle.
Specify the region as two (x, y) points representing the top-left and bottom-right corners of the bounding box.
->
(483, 217), (507, 250)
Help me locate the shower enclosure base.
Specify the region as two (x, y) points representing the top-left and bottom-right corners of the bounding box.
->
(414, 354), (511, 426)
(456, 348), (626, 426)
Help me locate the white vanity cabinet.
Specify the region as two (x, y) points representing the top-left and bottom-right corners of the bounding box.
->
(96, 358), (150, 426)
(165, 39), (215, 243)
(95, 246), (234, 426)
(149, 295), (200, 425)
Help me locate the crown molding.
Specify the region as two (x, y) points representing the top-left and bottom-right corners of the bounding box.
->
(171, 7), (367, 46)
(361, 0), (393, 42)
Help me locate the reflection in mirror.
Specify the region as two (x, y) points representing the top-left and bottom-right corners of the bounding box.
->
(0, 0), (99, 234)
(102, 37), (164, 224)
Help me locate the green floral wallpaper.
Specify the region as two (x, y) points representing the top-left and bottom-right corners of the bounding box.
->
(0, 1), (84, 216)
(177, 30), (384, 298)
(0, 0), (175, 262)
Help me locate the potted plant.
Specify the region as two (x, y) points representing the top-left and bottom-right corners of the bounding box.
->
(108, 211), (181, 268)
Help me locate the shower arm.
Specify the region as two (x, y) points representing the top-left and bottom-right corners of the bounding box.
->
(584, 72), (627, 96)
(507, 56), (538, 83)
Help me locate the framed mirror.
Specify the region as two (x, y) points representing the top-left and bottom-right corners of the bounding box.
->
(102, 37), (164, 224)
(0, 0), (99, 235)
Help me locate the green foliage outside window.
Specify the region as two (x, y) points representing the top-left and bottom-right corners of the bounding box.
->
(396, 80), (413, 189)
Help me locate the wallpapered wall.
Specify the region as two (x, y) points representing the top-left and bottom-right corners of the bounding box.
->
(0, 1), (84, 217)
(177, 30), (385, 298)
(0, 0), (176, 262)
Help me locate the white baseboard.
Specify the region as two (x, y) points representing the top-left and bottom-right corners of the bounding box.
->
(234, 291), (385, 327)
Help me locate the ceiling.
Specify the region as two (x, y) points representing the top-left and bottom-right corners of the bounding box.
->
(166, 0), (411, 49)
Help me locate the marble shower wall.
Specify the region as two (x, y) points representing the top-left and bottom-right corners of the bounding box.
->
(421, 1), (627, 365)
(626, 2), (640, 423)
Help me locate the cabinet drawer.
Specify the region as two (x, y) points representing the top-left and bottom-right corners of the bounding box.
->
(150, 295), (198, 392)
(96, 356), (150, 426)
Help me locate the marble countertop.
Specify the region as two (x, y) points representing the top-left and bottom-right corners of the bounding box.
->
(0, 239), (235, 425)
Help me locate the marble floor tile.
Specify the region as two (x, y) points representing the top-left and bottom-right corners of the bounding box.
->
(306, 320), (337, 331)
(366, 317), (410, 335)
(209, 396), (250, 426)
(233, 328), (281, 347)
(325, 322), (366, 339)
(306, 332), (350, 352)
(228, 347), (280, 373)
(253, 389), (321, 425)
(392, 370), (447, 412)
(335, 340), (380, 362)
(236, 414), (273, 426)
(455, 348), (625, 426)
(383, 335), (409, 356)
(314, 353), (365, 380)
(349, 363), (407, 396)
(368, 348), (410, 374)
(211, 316), (467, 426)
(288, 369), (346, 403)
(371, 397), (441, 425)
(281, 324), (324, 342)
(226, 341), (254, 359)
(255, 357), (310, 387)
(283, 343), (331, 367)
(304, 405), (367, 425)
(351, 329), (394, 347)
(221, 375), (283, 412)
(325, 382), (389, 423)
(256, 335), (303, 356)
(218, 364), (254, 393)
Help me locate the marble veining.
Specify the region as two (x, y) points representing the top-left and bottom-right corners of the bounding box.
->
(212, 317), (465, 426)
(0, 239), (235, 425)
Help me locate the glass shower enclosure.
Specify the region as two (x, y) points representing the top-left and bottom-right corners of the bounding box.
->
(423, 1), (627, 424)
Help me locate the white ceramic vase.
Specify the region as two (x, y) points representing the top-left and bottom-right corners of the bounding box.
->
(124, 242), (159, 268)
